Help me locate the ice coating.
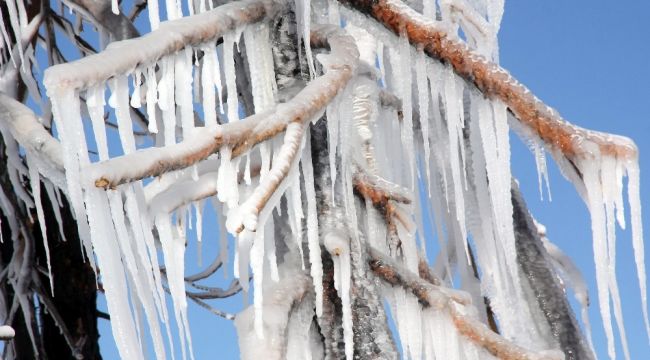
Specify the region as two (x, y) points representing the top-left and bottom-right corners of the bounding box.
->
(10, 0), (645, 358)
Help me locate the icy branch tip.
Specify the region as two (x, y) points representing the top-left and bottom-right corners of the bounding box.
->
(0, 325), (15, 340)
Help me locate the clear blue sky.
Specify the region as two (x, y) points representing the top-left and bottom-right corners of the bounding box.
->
(87, 1), (650, 359)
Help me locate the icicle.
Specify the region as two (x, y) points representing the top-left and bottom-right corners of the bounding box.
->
(601, 156), (630, 360)
(26, 154), (53, 294)
(130, 70), (142, 108)
(175, 47), (195, 138)
(324, 231), (353, 360)
(441, 67), (469, 262)
(148, 0), (160, 30)
(300, 132), (323, 316)
(201, 44), (218, 127)
(115, 189), (168, 360)
(5, 0), (25, 70)
(248, 228), (264, 338)
(165, 0), (181, 20)
(216, 147), (240, 209)
(581, 157), (616, 360)
(159, 57), (177, 145)
(85, 189), (142, 359)
(156, 215), (194, 360)
(290, 170), (305, 268)
(326, 97), (339, 201)
(295, 0), (315, 77)
(43, 181), (66, 242)
(626, 158), (650, 343)
(223, 31), (240, 122)
(265, 216), (279, 282)
(49, 90), (94, 266)
(195, 200), (204, 245)
(243, 24), (276, 113)
(390, 34), (415, 191)
(416, 51), (432, 196)
(111, 76), (137, 154)
(86, 85), (109, 160)
(532, 140), (552, 201)
(144, 65), (159, 134)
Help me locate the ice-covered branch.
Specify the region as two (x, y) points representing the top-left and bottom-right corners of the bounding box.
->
(0, 325), (15, 340)
(338, 0), (638, 161)
(0, 94), (64, 173)
(368, 247), (563, 360)
(87, 23), (359, 189)
(44, 0), (285, 94)
(368, 246), (469, 307)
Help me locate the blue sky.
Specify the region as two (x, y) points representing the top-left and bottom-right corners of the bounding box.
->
(85, 1), (650, 358)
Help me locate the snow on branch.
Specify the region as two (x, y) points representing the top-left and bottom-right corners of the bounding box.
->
(87, 24), (359, 189)
(43, 0), (286, 94)
(368, 247), (563, 360)
(338, 0), (638, 162)
(0, 94), (64, 172)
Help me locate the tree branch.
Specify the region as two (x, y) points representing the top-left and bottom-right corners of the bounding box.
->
(338, 0), (638, 162)
(86, 24), (359, 190)
(44, 0), (285, 94)
(368, 246), (563, 360)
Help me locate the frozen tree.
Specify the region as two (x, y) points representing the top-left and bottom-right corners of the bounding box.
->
(0, 0), (647, 359)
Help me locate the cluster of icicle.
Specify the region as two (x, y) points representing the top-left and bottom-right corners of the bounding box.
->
(18, 0), (644, 359)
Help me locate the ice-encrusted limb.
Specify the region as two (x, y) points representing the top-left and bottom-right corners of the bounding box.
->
(0, 94), (64, 174)
(234, 265), (314, 360)
(44, 0), (287, 94)
(368, 246), (564, 360)
(337, 0), (638, 161)
(0, 325), (15, 340)
(226, 121), (305, 233)
(512, 182), (595, 360)
(87, 24), (359, 189)
(368, 247), (470, 307)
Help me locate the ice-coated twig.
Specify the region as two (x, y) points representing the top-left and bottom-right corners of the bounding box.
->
(338, 0), (638, 161)
(0, 326), (15, 340)
(368, 246), (470, 306)
(186, 295), (235, 320)
(353, 167), (411, 205)
(88, 24), (359, 190)
(368, 247), (563, 360)
(186, 279), (242, 299)
(44, 0), (287, 94)
(0, 94), (64, 173)
(449, 305), (562, 360)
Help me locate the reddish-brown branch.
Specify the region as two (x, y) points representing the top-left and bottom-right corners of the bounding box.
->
(368, 247), (562, 360)
(339, 0), (637, 160)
